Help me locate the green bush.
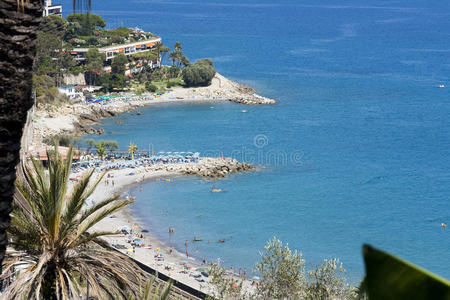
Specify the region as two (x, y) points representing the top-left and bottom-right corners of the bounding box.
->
(43, 134), (80, 147)
(145, 82), (157, 93)
(69, 65), (84, 75)
(166, 80), (177, 88)
(181, 59), (216, 87)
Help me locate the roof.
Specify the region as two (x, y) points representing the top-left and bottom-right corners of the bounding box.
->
(72, 37), (161, 53)
(28, 146), (80, 161)
(58, 84), (77, 89)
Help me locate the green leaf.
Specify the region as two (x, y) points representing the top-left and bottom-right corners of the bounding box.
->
(363, 244), (450, 300)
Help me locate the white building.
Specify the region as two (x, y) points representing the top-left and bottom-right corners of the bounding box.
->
(43, 0), (62, 17)
(71, 37), (162, 62)
(58, 84), (84, 100)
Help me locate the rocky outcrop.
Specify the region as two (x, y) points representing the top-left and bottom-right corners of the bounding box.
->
(146, 157), (255, 179)
(229, 93), (276, 105)
(63, 73), (86, 85)
(181, 158), (255, 179)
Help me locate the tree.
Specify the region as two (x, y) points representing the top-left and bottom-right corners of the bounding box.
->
(179, 55), (191, 67)
(254, 237), (307, 299)
(111, 53), (128, 75)
(102, 140), (119, 156)
(85, 48), (106, 85)
(168, 41), (186, 68)
(168, 51), (178, 67)
(66, 13), (106, 36)
(174, 41), (182, 52)
(181, 59), (216, 87)
(128, 143), (138, 160)
(307, 258), (356, 299)
(0, 0), (44, 273)
(98, 73), (127, 91)
(39, 15), (67, 39)
(84, 138), (96, 154)
(156, 42), (170, 66)
(145, 82), (157, 93)
(95, 141), (107, 159)
(3, 146), (146, 299)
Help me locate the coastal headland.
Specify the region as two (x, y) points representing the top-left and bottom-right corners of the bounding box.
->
(33, 73), (275, 143)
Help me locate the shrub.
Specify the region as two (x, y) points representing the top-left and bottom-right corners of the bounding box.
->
(145, 82), (157, 93)
(166, 80), (178, 88)
(43, 134), (80, 147)
(181, 59), (216, 87)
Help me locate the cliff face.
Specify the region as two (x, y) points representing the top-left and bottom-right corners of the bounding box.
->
(63, 73), (86, 85)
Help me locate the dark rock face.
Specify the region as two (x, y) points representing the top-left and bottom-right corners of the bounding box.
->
(0, 0), (44, 273)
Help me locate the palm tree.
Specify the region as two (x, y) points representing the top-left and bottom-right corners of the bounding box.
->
(0, 0), (44, 273)
(168, 51), (177, 66)
(156, 42), (169, 67)
(128, 143), (138, 160)
(2, 146), (148, 299)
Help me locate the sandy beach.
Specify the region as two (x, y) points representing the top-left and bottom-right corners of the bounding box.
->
(82, 159), (252, 296)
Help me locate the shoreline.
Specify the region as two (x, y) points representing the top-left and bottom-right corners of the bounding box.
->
(28, 72), (272, 295)
(32, 73), (275, 143)
(84, 160), (253, 295)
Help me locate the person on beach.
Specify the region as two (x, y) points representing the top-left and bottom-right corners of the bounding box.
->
(244, 268), (247, 278)
(239, 268), (242, 277)
(185, 240), (188, 249)
(185, 250), (189, 258)
(112, 180), (114, 186)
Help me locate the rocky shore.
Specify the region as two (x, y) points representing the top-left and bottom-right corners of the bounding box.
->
(32, 73), (275, 144)
(148, 157), (255, 179)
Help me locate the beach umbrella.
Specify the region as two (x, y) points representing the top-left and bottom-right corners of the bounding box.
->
(132, 225), (139, 229)
(121, 225), (131, 231)
(135, 240), (143, 246)
(142, 229), (149, 233)
(252, 276), (260, 281)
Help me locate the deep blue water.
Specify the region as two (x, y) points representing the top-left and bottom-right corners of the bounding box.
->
(66, 0), (450, 281)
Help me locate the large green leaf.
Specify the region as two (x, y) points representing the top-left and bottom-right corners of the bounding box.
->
(363, 244), (450, 300)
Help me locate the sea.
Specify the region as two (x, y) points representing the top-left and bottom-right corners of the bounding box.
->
(64, 0), (450, 282)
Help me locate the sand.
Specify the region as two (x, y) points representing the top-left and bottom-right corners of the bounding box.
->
(85, 164), (216, 295)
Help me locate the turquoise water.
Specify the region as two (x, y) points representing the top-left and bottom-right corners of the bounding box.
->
(70, 0), (450, 281)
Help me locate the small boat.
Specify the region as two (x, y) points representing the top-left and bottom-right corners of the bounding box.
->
(211, 188), (227, 193)
(439, 84), (445, 88)
(193, 238), (203, 242)
(241, 110), (248, 113)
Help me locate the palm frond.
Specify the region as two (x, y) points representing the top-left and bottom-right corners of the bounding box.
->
(77, 194), (119, 224)
(71, 231), (116, 248)
(72, 198), (133, 244)
(6, 145), (143, 299)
